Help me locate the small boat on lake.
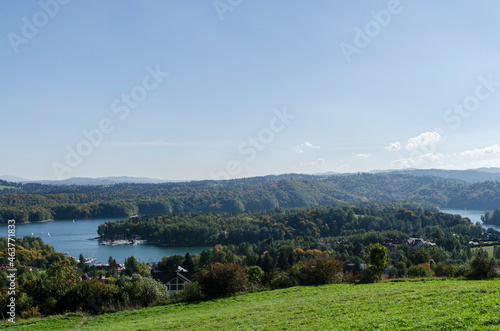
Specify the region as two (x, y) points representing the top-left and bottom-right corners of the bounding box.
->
(84, 257), (96, 264)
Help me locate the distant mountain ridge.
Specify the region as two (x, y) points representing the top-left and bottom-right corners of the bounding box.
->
(315, 168), (500, 184)
(2, 168), (500, 186)
(2, 171), (500, 222)
(374, 168), (500, 183)
(0, 176), (178, 185)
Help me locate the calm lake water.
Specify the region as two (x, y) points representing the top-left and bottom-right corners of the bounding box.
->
(0, 218), (210, 265)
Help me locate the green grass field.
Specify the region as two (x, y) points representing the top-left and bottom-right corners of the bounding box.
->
(3, 280), (500, 330)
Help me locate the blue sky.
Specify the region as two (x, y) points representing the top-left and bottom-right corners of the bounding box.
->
(2, 0), (500, 180)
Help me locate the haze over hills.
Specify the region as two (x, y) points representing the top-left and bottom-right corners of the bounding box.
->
(369, 168), (500, 183)
(0, 176), (177, 185)
(2, 168), (500, 186)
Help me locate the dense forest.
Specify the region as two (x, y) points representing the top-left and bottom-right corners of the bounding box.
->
(0, 173), (499, 223)
(97, 206), (485, 247)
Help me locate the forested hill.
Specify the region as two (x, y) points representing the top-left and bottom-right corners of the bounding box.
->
(0, 173), (499, 222)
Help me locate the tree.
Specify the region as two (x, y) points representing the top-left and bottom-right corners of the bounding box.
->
(247, 265), (264, 284)
(259, 253), (273, 273)
(158, 255), (185, 272)
(468, 252), (498, 279)
(197, 263), (248, 297)
(124, 255), (150, 277)
(277, 252), (289, 270)
(78, 253), (87, 272)
(291, 255), (343, 285)
(367, 243), (388, 280)
(407, 265), (431, 278)
(107, 256), (118, 277)
(182, 253), (195, 272)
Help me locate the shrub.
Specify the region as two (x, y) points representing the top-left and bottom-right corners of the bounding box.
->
(407, 265), (431, 278)
(197, 263), (248, 297)
(269, 269), (298, 289)
(291, 255), (343, 286)
(247, 265), (264, 284)
(359, 268), (376, 283)
(119, 274), (169, 307)
(59, 279), (120, 314)
(468, 253), (498, 280)
(171, 281), (203, 303)
(433, 262), (455, 277)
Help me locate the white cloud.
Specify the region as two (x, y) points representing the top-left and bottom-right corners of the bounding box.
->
(304, 141), (320, 149)
(391, 153), (443, 168)
(295, 141), (320, 153)
(385, 142), (401, 151)
(354, 153), (371, 158)
(459, 144), (500, 157)
(405, 132), (441, 150)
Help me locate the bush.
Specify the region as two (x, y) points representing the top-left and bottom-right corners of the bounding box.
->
(291, 255), (343, 286)
(468, 253), (498, 279)
(171, 281), (203, 303)
(407, 265), (431, 278)
(269, 270), (298, 289)
(119, 274), (169, 307)
(359, 268), (376, 283)
(247, 266), (264, 284)
(433, 262), (455, 277)
(197, 263), (248, 297)
(59, 279), (120, 315)
(454, 264), (469, 278)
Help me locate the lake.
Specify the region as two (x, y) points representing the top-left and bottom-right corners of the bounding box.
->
(1, 209), (498, 264)
(0, 218), (210, 265)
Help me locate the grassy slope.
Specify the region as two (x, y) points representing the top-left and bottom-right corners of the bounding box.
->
(0, 185), (17, 191)
(4, 280), (500, 330)
(472, 246), (496, 258)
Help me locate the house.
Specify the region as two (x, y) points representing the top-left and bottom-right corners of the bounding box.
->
(152, 266), (193, 298)
(406, 238), (425, 247)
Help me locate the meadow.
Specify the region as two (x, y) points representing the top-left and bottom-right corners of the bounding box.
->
(4, 279), (500, 330)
